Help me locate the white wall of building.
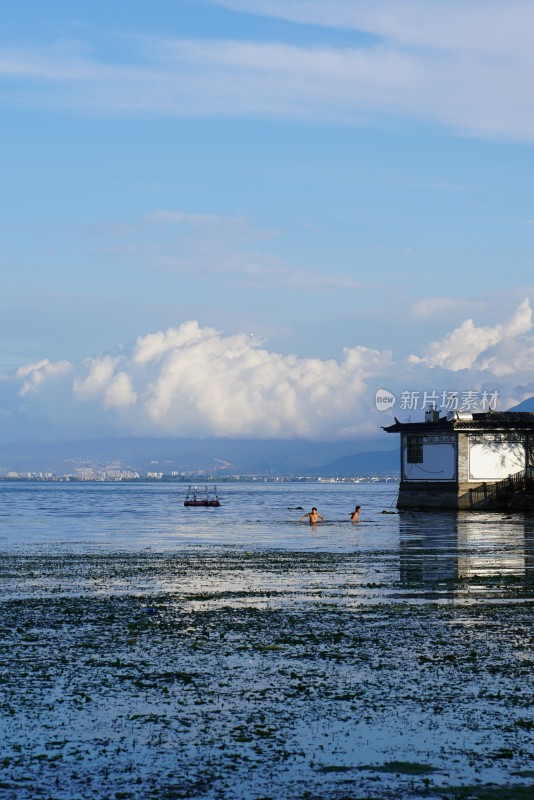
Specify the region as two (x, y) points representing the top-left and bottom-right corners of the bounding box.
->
(402, 435), (456, 481)
(468, 434), (525, 481)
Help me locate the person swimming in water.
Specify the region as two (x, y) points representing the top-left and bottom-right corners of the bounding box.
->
(299, 507), (324, 524)
(350, 505), (361, 521)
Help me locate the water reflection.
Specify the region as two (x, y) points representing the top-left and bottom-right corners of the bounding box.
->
(399, 510), (534, 583)
(398, 512), (459, 583)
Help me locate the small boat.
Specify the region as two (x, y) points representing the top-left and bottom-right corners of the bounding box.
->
(184, 485), (221, 507)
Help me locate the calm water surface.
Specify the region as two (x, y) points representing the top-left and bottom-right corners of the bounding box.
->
(2, 480), (534, 602)
(2, 481), (534, 799)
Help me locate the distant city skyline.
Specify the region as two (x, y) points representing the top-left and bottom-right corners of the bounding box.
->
(2, 1), (534, 443)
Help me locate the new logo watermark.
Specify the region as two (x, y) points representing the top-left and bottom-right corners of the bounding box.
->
(375, 388), (499, 412)
(375, 389), (396, 411)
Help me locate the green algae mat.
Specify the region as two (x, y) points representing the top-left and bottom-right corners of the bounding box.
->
(1, 550), (533, 799)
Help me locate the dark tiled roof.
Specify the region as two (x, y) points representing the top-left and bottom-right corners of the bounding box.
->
(455, 412), (534, 428)
(382, 419), (449, 432)
(382, 411), (534, 433)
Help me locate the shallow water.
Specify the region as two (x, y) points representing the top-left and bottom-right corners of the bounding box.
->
(1, 480), (534, 602)
(1, 481), (534, 800)
(0, 479), (396, 551)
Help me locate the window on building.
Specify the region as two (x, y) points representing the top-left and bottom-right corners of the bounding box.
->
(406, 435), (423, 463)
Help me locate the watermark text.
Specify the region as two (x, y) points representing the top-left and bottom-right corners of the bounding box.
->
(375, 388), (499, 413)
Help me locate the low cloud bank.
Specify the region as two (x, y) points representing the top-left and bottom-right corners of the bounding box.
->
(2, 301), (534, 442)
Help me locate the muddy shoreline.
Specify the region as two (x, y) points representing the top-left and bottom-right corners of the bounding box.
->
(1, 549), (533, 800)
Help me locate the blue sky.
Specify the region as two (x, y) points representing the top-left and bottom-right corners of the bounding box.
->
(2, 0), (534, 443)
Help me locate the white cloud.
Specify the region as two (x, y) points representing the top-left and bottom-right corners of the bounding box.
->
(133, 321), (221, 364)
(73, 356), (120, 397)
(205, 0), (534, 62)
(1, 2), (534, 139)
(16, 359), (51, 379)
(410, 298), (533, 372)
(5, 300), (534, 441)
(131, 324), (392, 438)
(17, 359), (72, 396)
(3, 322), (393, 440)
(104, 372), (137, 409)
(73, 357), (137, 410)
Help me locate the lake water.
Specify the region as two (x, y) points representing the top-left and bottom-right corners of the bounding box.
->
(2, 481), (534, 800)
(2, 479), (534, 601)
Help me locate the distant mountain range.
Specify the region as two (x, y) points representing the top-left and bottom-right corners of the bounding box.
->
(307, 449), (399, 477)
(15, 398), (534, 477)
(0, 436), (399, 477)
(508, 397), (534, 412)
